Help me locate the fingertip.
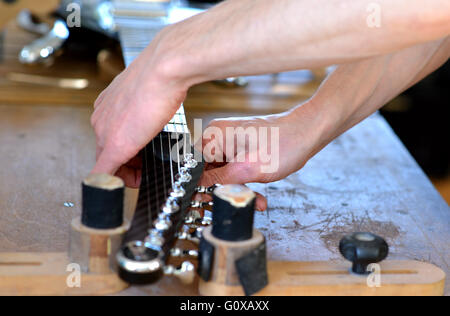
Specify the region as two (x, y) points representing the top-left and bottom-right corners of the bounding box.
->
(255, 193), (268, 212)
(92, 145), (123, 175)
(115, 165), (142, 188)
(255, 199), (267, 212)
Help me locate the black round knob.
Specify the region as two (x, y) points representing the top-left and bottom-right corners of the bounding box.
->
(339, 232), (389, 275)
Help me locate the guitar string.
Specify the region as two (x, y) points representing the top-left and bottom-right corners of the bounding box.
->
(136, 132), (191, 201)
(151, 139), (159, 227)
(176, 131), (181, 176)
(144, 143), (151, 229)
(134, 121), (191, 229)
(183, 132), (187, 158)
(159, 134), (168, 199)
(120, 25), (196, 243)
(168, 133), (175, 187)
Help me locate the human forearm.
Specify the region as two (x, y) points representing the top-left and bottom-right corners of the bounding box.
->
(154, 0), (450, 87)
(294, 36), (450, 156)
(91, 0), (450, 183)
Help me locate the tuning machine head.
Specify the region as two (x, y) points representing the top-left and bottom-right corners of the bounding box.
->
(170, 248), (199, 258)
(117, 240), (164, 285)
(164, 261), (196, 284)
(170, 182), (186, 198)
(177, 228), (203, 244)
(190, 200), (214, 211)
(183, 153), (198, 169)
(161, 197), (180, 216)
(185, 209), (212, 227)
(196, 184), (221, 195)
(175, 167), (192, 183)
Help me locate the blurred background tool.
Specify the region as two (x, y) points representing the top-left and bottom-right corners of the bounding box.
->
(0, 0), (448, 296)
(0, 0), (59, 30)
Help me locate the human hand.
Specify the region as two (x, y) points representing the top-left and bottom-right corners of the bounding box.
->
(196, 104), (328, 210)
(90, 30), (190, 187)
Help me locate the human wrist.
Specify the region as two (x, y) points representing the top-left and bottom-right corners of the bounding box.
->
(147, 24), (211, 93)
(286, 99), (334, 157)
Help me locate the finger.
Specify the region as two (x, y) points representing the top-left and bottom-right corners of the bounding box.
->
(115, 165), (142, 188)
(92, 144), (126, 175)
(200, 163), (267, 211)
(204, 161), (227, 171)
(94, 89), (107, 109)
(194, 187), (267, 212)
(254, 192), (268, 211)
(90, 103), (108, 132)
(125, 154), (142, 169)
(96, 145), (102, 161)
(199, 162), (257, 187)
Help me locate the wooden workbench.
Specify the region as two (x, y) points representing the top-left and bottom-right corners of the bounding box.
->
(0, 22), (448, 296)
(0, 103), (447, 295)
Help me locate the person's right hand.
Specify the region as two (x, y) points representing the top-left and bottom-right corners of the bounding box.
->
(90, 29), (191, 187)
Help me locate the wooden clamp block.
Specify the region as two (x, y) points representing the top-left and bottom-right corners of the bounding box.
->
(198, 231), (446, 296)
(0, 252), (127, 296)
(0, 174), (130, 295)
(69, 217), (130, 275)
(201, 259), (445, 296)
(198, 188), (446, 296)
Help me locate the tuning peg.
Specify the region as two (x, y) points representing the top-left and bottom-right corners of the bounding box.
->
(339, 232), (389, 275)
(196, 184), (221, 195)
(164, 261), (196, 284)
(177, 228), (203, 244)
(199, 217), (212, 226)
(145, 229), (165, 248)
(154, 215), (172, 232)
(190, 200), (214, 211)
(175, 167), (192, 183)
(170, 248), (199, 258)
(170, 182), (186, 198)
(185, 214), (212, 226)
(185, 210), (202, 221)
(183, 154), (198, 169)
(161, 197), (180, 215)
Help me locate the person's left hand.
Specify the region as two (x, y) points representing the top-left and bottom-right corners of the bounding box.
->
(195, 105), (328, 211)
